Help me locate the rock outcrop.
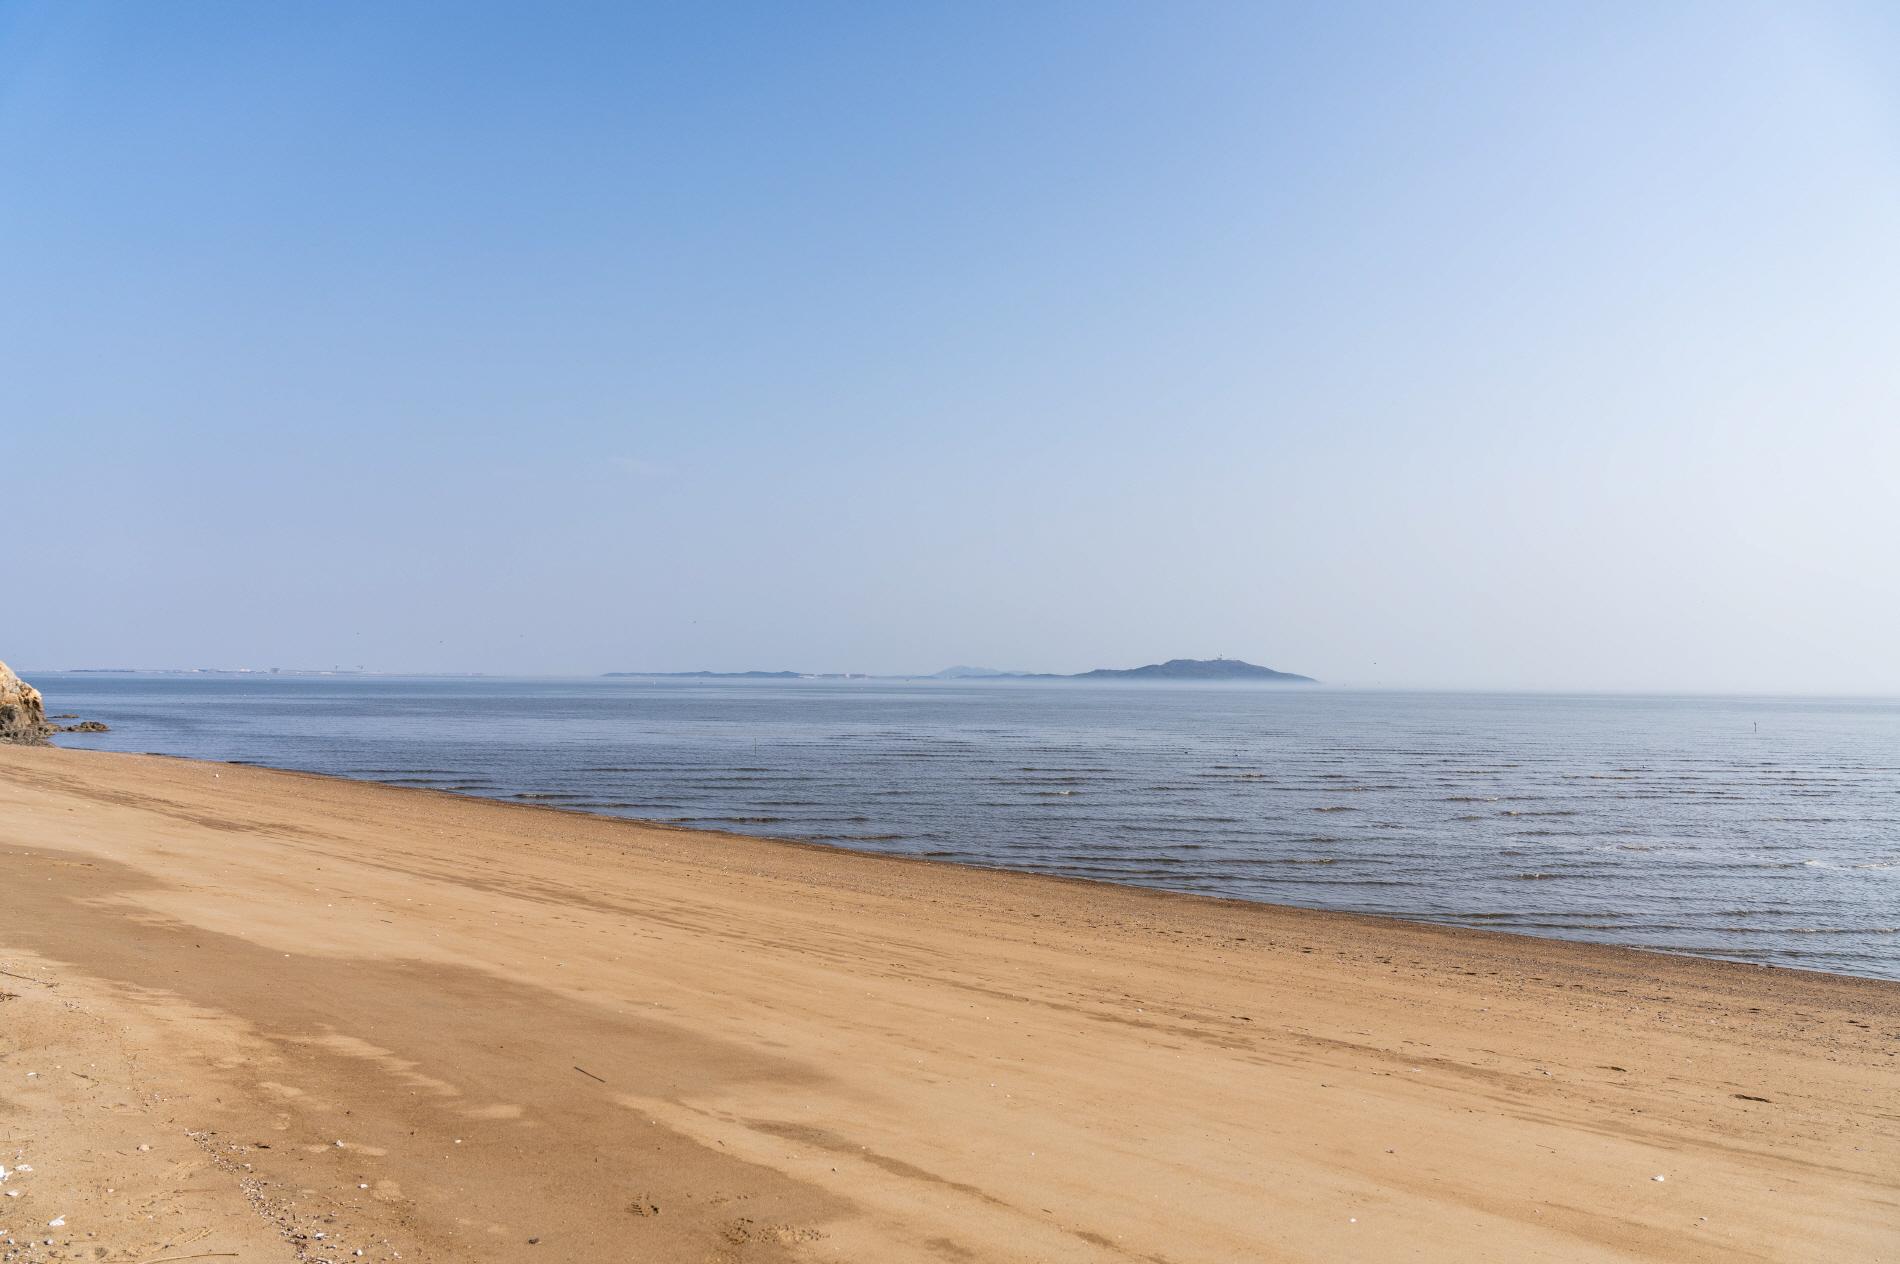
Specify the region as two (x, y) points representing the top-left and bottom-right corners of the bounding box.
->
(0, 659), (52, 744)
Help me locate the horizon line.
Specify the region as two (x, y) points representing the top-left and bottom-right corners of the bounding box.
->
(19, 665), (1900, 702)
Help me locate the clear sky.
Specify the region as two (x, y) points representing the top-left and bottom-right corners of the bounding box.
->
(5, 2), (1897, 690)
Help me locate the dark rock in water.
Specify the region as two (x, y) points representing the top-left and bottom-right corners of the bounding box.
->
(0, 660), (52, 744)
(58, 720), (110, 733)
(50, 712), (78, 719)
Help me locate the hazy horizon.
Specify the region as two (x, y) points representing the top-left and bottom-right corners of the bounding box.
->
(19, 662), (1900, 700)
(8, 3), (1898, 694)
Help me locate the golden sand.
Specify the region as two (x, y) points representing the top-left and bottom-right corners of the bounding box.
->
(1, 746), (1894, 1262)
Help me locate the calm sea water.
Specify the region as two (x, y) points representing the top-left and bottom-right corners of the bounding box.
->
(33, 673), (1900, 980)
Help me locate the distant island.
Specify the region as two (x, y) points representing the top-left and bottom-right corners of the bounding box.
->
(938, 658), (1316, 683)
(605, 657), (1316, 684)
(1072, 657), (1314, 682)
(603, 670), (803, 679)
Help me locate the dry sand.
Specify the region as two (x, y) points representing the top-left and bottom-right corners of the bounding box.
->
(0, 745), (1894, 1263)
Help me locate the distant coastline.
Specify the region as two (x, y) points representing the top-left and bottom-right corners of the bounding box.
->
(48, 667), (491, 678)
(604, 670), (805, 679)
(604, 657), (1317, 684)
(33, 657), (1318, 685)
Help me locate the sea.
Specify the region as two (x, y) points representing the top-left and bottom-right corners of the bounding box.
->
(32, 673), (1900, 981)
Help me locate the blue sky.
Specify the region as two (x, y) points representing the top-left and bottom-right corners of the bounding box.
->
(4, 2), (1897, 689)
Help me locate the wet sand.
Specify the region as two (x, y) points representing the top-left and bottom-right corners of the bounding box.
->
(0, 745), (1894, 1263)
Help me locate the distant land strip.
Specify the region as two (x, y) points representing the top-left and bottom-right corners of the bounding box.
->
(604, 657), (1317, 683)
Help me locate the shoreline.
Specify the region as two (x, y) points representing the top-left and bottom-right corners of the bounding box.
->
(3, 743), (1896, 1262)
(107, 742), (1896, 986)
(37, 675), (1900, 983)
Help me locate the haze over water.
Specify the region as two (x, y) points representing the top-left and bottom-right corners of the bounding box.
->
(42, 673), (1900, 981)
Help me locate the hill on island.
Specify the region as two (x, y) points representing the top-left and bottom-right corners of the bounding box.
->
(1069, 657), (1314, 683)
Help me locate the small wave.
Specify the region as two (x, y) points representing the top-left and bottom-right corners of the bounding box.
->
(667, 815), (789, 826)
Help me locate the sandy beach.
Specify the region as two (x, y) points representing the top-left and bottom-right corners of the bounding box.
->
(0, 745), (1894, 1263)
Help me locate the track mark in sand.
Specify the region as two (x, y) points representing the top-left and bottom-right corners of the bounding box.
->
(1734, 1093), (1773, 1102)
(1071, 1227), (1182, 1264)
(741, 1118), (1185, 1263)
(0, 967), (56, 987)
(743, 1119), (1008, 1209)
